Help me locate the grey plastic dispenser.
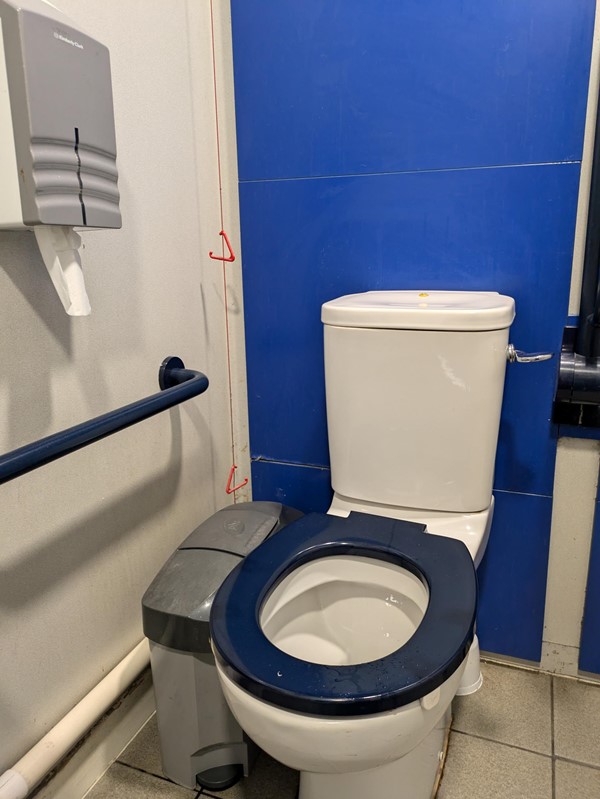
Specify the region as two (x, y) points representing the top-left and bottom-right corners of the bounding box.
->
(0, 0), (121, 314)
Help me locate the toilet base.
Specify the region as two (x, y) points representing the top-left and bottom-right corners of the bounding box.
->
(298, 708), (451, 799)
(456, 635), (483, 696)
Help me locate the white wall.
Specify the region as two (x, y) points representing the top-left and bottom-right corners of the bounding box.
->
(0, 0), (249, 770)
(543, 439), (600, 674)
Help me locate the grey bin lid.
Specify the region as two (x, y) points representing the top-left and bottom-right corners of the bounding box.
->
(142, 501), (302, 653)
(180, 501), (286, 556)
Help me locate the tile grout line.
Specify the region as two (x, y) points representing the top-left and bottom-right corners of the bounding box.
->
(451, 729), (553, 759)
(250, 458), (556, 499)
(551, 670), (600, 688)
(251, 455), (330, 470)
(480, 655), (547, 674)
(482, 654), (600, 687)
(555, 755), (600, 773)
(114, 760), (198, 794)
(239, 159), (582, 184)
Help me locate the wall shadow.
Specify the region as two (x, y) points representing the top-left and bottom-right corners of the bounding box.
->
(0, 410), (184, 610)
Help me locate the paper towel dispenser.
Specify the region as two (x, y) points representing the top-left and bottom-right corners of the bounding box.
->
(0, 0), (121, 314)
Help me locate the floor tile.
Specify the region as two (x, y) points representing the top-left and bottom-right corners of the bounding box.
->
(438, 732), (552, 799)
(86, 762), (197, 798)
(555, 759), (600, 799)
(202, 753), (298, 799)
(452, 662), (552, 754)
(554, 676), (600, 767)
(118, 714), (164, 777)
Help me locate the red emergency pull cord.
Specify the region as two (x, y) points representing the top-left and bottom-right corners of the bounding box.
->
(226, 463), (249, 494)
(209, 229), (236, 262)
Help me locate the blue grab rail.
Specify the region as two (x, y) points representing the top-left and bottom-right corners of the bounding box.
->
(0, 357), (209, 485)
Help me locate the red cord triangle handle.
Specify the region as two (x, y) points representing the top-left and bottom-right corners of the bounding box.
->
(226, 464), (248, 494)
(209, 230), (236, 262)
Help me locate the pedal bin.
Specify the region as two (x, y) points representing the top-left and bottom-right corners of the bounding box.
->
(142, 501), (302, 791)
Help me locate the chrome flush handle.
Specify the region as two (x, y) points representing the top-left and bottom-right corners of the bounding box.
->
(506, 344), (554, 364)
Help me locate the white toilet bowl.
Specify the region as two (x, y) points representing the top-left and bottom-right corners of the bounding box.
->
(210, 512), (476, 799)
(217, 664), (466, 799)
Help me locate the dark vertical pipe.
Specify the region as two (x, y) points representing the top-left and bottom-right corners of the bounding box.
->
(576, 82), (600, 358)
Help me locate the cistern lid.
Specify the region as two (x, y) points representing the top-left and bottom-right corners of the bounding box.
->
(321, 290), (515, 331)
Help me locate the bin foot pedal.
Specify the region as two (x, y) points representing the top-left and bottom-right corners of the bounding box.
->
(196, 763), (244, 792)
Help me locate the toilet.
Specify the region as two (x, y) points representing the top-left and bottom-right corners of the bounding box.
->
(210, 290), (516, 799)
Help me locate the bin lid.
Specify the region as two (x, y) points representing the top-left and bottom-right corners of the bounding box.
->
(142, 549), (240, 653)
(180, 502), (285, 557)
(321, 291), (515, 331)
(142, 501), (302, 652)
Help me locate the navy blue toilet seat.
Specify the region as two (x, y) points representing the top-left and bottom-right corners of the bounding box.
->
(210, 512), (477, 717)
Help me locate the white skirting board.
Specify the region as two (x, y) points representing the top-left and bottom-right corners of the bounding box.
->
(32, 671), (155, 799)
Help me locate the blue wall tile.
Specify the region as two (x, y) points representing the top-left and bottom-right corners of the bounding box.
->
(232, 2), (595, 662)
(251, 459), (332, 514)
(494, 362), (559, 496)
(579, 500), (600, 674)
(231, 1), (594, 180)
(477, 491), (553, 662)
(243, 164), (579, 495)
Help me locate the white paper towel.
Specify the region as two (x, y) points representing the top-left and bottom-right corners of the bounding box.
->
(34, 225), (91, 316)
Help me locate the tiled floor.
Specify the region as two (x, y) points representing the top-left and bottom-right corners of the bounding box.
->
(86, 662), (600, 799)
